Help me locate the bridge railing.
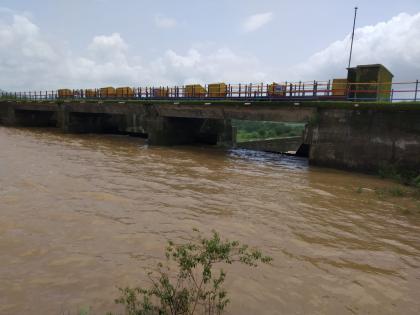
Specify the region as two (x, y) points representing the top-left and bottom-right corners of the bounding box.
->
(1, 80), (419, 102)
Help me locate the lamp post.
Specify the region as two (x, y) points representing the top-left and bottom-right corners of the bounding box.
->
(348, 7), (358, 69)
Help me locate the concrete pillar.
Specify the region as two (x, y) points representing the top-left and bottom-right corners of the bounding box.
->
(125, 113), (148, 136)
(215, 119), (234, 147)
(56, 104), (70, 131)
(0, 103), (16, 126)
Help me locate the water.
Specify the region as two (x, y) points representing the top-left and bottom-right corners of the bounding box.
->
(0, 126), (419, 315)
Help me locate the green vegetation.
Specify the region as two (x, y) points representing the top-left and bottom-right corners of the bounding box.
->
(112, 229), (272, 315)
(388, 186), (406, 197)
(372, 164), (420, 206)
(0, 94), (18, 100)
(233, 120), (305, 142)
(378, 164), (420, 188)
(375, 186), (407, 198)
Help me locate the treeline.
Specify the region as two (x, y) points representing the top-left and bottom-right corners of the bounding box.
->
(233, 120), (305, 142)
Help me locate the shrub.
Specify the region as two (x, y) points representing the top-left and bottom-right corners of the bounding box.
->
(113, 229), (272, 315)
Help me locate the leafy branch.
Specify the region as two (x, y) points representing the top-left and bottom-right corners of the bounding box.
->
(113, 229), (272, 315)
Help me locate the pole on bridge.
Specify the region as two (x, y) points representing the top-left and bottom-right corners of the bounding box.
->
(415, 80), (419, 102)
(348, 7), (358, 69)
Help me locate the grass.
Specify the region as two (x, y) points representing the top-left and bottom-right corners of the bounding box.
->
(375, 186), (407, 198)
(378, 164), (420, 188)
(388, 187), (406, 197)
(233, 120), (305, 142)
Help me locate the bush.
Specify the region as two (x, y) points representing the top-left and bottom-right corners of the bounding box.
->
(378, 164), (420, 187)
(113, 229), (272, 315)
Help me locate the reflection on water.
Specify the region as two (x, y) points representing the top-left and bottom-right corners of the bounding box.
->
(0, 127), (419, 315)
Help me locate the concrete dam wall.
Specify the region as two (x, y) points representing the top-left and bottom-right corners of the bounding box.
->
(306, 108), (420, 173)
(1, 100), (419, 175)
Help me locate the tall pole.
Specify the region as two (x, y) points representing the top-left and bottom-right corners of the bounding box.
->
(348, 7), (358, 69)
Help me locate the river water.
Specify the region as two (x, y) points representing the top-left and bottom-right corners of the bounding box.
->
(0, 126), (419, 315)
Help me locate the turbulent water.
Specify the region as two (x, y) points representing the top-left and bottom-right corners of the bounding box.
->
(0, 126), (419, 315)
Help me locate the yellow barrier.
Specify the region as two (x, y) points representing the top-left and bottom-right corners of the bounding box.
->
(208, 83), (227, 98)
(267, 83), (286, 97)
(185, 84), (206, 98)
(58, 89), (73, 98)
(116, 87), (134, 98)
(100, 87), (116, 98)
(332, 79), (348, 96)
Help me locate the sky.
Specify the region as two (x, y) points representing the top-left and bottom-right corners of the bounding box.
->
(1, 0), (420, 90)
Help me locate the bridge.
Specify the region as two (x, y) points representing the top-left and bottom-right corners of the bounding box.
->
(0, 99), (315, 145)
(1, 97), (420, 175)
(1, 64), (420, 174)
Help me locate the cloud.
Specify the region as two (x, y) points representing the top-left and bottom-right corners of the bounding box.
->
(88, 33), (128, 63)
(292, 12), (420, 81)
(3, 9), (419, 92)
(153, 48), (267, 84)
(0, 12), (268, 90)
(0, 14), (60, 89)
(243, 12), (273, 32)
(155, 14), (177, 29)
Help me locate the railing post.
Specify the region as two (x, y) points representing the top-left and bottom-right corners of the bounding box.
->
(415, 80), (419, 102)
(327, 79), (331, 96)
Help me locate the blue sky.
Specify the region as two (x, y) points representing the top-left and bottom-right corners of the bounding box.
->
(1, 0), (420, 90)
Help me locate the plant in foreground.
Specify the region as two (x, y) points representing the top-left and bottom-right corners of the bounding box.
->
(113, 229), (272, 315)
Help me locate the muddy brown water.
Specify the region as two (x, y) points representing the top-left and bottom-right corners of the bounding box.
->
(0, 126), (420, 315)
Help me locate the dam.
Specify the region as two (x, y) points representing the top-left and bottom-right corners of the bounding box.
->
(1, 98), (419, 174)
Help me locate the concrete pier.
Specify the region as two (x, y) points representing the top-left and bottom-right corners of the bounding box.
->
(304, 108), (420, 173)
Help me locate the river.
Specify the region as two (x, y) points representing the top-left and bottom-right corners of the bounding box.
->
(0, 126), (419, 315)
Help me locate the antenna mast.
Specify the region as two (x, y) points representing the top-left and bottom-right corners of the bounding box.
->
(348, 7), (358, 68)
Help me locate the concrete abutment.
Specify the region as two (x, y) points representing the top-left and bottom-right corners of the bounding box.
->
(305, 109), (420, 173)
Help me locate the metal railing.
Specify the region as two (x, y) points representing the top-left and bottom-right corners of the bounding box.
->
(1, 80), (419, 102)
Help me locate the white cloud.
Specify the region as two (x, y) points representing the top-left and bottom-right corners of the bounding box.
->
(243, 12), (273, 32)
(0, 12), (268, 90)
(0, 14), (60, 89)
(88, 33), (128, 63)
(155, 14), (177, 29)
(153, 48), (267, 85)
(3, 9), (420, 92)
(292, 12), (420, 81)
